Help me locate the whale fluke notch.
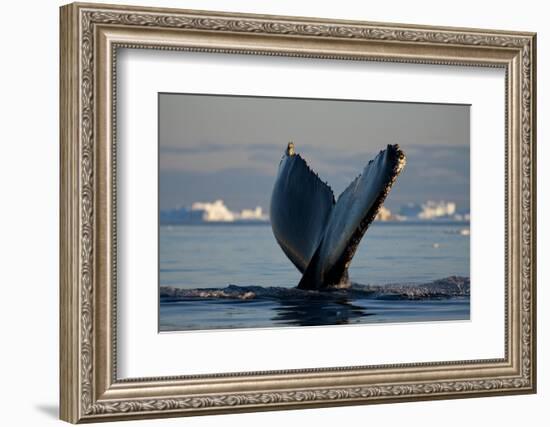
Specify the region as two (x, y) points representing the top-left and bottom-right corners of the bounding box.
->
(270, 143), (406, 290)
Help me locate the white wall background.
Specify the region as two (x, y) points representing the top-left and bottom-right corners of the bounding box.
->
(0, 0), (545, 425)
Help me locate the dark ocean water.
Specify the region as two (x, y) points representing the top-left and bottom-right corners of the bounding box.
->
(159, 222), (470, 331)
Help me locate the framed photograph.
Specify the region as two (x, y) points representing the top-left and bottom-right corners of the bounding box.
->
(60, 2), (537, 423)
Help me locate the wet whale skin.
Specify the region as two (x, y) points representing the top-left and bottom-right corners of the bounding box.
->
(270, 144), (406, 290)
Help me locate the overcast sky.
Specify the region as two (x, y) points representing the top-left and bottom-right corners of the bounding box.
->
(159, 93), (470, 212)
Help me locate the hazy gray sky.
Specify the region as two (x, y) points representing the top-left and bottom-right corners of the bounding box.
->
(159, 93), (470, 212)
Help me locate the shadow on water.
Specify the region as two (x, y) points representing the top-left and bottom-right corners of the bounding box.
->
(270, 297), (372, 326)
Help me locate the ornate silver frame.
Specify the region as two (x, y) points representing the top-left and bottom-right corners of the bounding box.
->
(60, 2), (536, 423)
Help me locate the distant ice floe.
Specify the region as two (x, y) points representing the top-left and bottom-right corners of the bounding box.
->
(192, 200), (268, 222)
(443, 227), (470, 236)
(398, 200), (470, 221)
(160, 199), (470, 226)
(161, 199), (268, 224)
(160, 198), (470, 225)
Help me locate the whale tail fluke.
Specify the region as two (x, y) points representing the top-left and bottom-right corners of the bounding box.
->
(270, 143), (406, 291)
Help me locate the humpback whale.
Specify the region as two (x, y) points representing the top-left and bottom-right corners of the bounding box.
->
(270, 143), (406, 290)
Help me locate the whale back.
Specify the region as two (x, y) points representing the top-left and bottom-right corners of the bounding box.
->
(270, 150), (335, 273)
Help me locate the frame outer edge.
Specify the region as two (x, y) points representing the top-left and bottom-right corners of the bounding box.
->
(60, 3), (81, 424)
(529, 33), (537, 393)
(59, 2), (537, 422)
